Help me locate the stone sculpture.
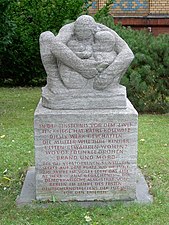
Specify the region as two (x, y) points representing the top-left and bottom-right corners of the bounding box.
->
(16, 15), (153, 205)
(40, 15), (134, 109)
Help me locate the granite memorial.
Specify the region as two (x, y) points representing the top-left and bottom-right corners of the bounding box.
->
(17, 15), (153, 204)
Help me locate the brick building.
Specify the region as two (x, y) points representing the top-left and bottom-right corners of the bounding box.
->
(89, 0), (169, 35)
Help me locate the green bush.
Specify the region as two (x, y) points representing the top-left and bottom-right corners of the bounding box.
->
(0, 0), (16, 79)
(0, 0), (84, 86)
(95, 16), (169, 113)
(0, 0), (16, 50)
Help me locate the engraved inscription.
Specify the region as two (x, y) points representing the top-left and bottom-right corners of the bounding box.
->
(35, 121), (137, 198)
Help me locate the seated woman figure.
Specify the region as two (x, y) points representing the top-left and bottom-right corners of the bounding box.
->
(39, 15), (134, 93)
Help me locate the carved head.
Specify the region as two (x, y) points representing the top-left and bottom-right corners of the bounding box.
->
(74, 15), (97, 41)
(94, 31), (116, 51)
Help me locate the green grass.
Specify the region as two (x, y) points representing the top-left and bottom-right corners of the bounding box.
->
(0, 87), (169, 225)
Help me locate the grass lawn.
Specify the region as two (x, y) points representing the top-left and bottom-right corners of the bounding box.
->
(0, 87), (169, 225)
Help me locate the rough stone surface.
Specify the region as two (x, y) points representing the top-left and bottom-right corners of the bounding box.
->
(34, 99), (138, 201)
(16, 167), (153, 206)
(39, 15), (134, 110)
(16, 167), (35, 205)
(42, 84), (127, 110)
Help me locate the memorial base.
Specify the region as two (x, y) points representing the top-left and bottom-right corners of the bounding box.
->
(34, 99), (138, 202)
(16, 167), (153, 206)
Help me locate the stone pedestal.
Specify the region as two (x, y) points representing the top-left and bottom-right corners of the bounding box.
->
(34, 98), (138, 201)
(42, 84), (127, 110)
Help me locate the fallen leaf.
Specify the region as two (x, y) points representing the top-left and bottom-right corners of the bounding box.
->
(3, 169), (8, 174)
(140, 139), (145, 142)
(0, 135), (5, 139)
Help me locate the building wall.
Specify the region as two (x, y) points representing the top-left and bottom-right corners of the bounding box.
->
(111, 0), (149, 16)
(89, 1), (169, 35)
(90, 0), (169, 16)
(90, 1), (98, 14)
(150, 0), (169, 14)
(98, 0), (107, 8)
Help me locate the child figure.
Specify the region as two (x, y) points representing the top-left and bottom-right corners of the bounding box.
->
(93, 30), (117, 72)
(92, 31), (118, 90)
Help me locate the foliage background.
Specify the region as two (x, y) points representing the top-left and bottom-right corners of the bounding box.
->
(0, 0), (169, 113)
(95, 16), (169, 113)
(0, 0), (84, 86)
